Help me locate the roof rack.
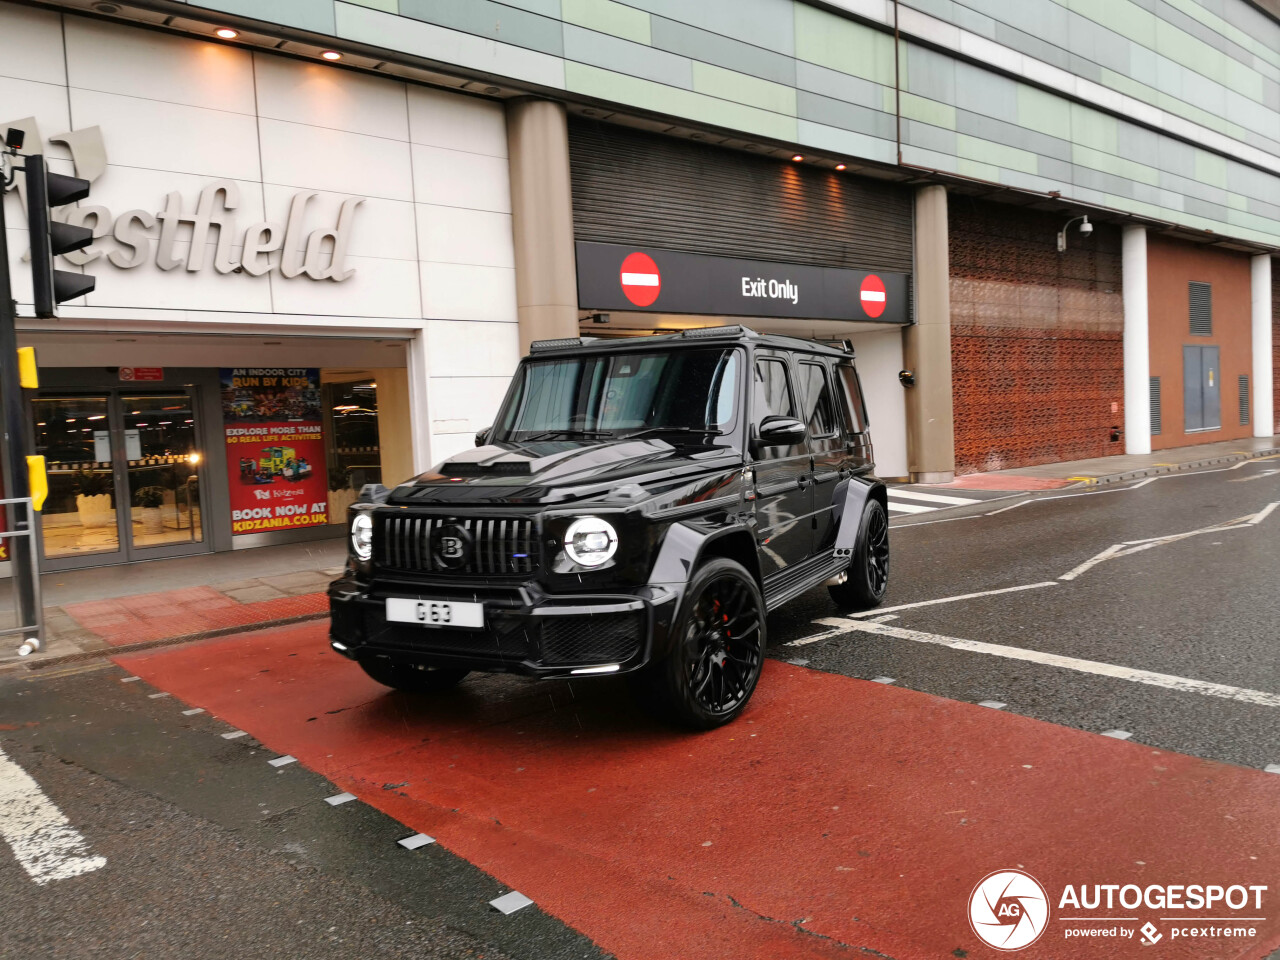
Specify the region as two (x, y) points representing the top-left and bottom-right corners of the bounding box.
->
(530, 336), (592, 352)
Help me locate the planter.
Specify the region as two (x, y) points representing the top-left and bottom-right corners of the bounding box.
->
(328, 487), (358, 523)
(76, 493), (115, 529)
(140, 506), (165, 535)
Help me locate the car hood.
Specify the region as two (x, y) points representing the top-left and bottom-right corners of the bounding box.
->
(388, 438), (741, 506)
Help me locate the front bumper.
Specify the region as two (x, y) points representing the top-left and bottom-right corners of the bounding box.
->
(328, 574), (679, 679)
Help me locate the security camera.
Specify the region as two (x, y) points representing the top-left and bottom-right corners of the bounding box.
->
(898, 369), (916, 387)
(1057, 215), (1094, 252)
(4, 127), (23, 150)
(1079, 216), (1093, 236)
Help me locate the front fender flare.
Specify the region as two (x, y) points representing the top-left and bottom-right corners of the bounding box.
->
(831, 476), (886, 559)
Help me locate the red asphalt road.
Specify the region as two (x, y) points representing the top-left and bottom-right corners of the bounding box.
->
(116, 624), (1280, 960)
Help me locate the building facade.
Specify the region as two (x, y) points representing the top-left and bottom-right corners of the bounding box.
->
(0, 0), (1277, 569)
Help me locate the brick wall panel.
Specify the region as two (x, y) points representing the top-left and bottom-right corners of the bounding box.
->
(949, 198), (1125, 474)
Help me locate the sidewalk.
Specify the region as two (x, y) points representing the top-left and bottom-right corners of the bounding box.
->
(0, 539), (346, 668)
(936, 435), (1280, 490)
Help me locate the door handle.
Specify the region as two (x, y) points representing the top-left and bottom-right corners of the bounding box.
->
(796, 474), (811, 489)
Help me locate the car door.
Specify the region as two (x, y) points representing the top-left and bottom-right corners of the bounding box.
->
(796, 358), (844, 554)
(749, 352), (812, 577)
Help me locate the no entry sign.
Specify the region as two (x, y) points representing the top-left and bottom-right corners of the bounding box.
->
(578, 242), (910, 324)
(859, 274), (886, 319)
(619, 252), (662, 307)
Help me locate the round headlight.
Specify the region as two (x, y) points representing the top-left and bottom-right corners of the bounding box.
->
(564, 516), (618, 567)
(350, 512), (373, 561)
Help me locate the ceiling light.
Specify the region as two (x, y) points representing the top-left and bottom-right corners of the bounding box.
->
(215, 28), (238, 39)
(791, 154), (804, 162)
(321, 50), (343, 61)
(835, 163), (847, 171)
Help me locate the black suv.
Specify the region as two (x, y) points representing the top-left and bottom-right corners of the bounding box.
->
(328, 326), (889, 728)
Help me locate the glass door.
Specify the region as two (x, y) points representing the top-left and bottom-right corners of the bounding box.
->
(32, 396), (126, 563)
(120, 394), (204, 553)
(33, 389), (209, 569)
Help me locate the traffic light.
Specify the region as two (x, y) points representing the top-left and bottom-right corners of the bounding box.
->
(24, 153), (95, 318)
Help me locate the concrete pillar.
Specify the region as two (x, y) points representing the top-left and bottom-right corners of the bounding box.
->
(1122, 225), (1151, 455)
(903, 184), (955, 484)
(506, 98), (579, 354)
(1251, 254), (1274, 438)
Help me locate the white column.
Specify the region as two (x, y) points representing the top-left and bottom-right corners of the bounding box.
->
(406, 328), (434, 475)
(1251, 254), (1274, 439)
(1122, 225), (1151, 455)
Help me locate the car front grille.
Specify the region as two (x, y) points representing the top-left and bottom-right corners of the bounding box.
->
(376, 514), (537, 577)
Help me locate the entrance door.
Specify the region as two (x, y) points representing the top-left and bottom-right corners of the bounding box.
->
(1183, 345), (1221, 432)
(33, 390), (210, 569)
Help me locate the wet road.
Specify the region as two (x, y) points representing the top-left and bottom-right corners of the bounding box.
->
(1, 457), (1278, 960)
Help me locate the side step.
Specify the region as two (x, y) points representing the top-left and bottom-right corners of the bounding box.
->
(762, 550), (848, 611)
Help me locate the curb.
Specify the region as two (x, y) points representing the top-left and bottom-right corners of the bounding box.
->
(1, 610), (329, 674)
(1060, 446), (1280, 489)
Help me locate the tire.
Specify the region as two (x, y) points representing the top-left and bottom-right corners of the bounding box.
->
(636, 557), (767, 730)
(359, 657), (469, 693)
(828, 497), (890, 611)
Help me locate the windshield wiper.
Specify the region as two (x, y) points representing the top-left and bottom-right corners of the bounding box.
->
(615, 426), (722, 440)
(518, 429), (615, 442)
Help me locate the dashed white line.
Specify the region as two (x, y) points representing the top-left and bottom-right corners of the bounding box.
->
(0, 745), (106, 885)
(818, 619), (1280, 709)
(889, 489), (982, 507)
(885, 500), (934, 515)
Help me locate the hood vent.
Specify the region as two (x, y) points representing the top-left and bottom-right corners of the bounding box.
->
(441, 460), (532, 476)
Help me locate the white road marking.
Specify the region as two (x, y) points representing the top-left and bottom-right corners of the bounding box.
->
(1265, 764), (1280, 775)
(1100, 730), (1133, 740)
(835, 582), (1059, 619)
(870, 677), (896, 684)
(817, 619), (1280, 709)
(221, 730), (248, 740)
(398, 833), (435, 850)
(0, 745), (106, 885)
(268, 756), (297, 768)
(181, 708), (204, 716)
(888, 489), (982, 507)
(885, 501), (934, 514)
(1060, 502), (1278, 581)
(867, 613), (899, 623)
(785, 628), (845, 647)
(977, 701), (1007, 709)
(325, 792), (357, 806)
(490, 890), (534, 915)
(1229, 468), (1280, 483)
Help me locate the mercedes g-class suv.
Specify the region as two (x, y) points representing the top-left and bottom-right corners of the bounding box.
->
(328, 326), (889, 728)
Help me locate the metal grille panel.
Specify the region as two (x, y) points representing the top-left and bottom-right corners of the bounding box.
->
(376, 515), (536, 577)
(1240, 375), (1250, 425)
(1150, 377), (1162, 435)
(1189, 282), (1212, 336)
(541, 612), (642, 666)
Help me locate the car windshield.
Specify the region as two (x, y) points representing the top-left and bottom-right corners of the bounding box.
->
(495, 347), (741, 443)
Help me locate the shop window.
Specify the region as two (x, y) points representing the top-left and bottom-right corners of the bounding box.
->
(324, 378), (381, 515)
(1189, 282), (1212, 337)
(1239, 376), (1250, 425)
(1150, 377), (1162, 435)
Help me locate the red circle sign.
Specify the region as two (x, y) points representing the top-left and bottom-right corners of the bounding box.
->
(860, 274), (887, 319)
(619, 252), (662, 307)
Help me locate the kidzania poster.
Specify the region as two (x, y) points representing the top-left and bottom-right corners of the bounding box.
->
(220, 368), (328, 534)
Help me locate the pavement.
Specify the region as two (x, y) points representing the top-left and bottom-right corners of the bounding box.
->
(1, 449), (1278, 959)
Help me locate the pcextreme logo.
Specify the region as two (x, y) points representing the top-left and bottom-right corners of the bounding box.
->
(968, 869), (1050, 951)
(3, 116), (362, 282)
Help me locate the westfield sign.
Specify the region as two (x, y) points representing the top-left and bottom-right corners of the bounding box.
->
(5, 117), (363, 282)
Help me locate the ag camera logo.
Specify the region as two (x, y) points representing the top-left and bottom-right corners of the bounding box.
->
(969, 869), (1050, 951)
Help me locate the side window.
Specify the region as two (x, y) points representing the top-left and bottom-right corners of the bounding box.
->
(835, 362), (868, 434)
(752, 358), (795, 421)
(798, 362), (837, 439)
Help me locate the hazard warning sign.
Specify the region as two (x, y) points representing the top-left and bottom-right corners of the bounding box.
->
(859, 274), (887, 319)
(619, 252), (662, 307)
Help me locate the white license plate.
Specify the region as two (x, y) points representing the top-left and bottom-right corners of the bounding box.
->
(385, 598), (484, 629)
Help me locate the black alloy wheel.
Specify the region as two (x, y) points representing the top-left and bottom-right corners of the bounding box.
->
(359, 657), (469, 693)
(828, 497), (890, 611)
(640, 558), (767, 729)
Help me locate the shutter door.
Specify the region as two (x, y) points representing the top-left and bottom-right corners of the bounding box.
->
(568, 120), (913, 275)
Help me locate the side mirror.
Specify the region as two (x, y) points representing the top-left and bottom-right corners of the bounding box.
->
(475, 426), (491, 447)
(753, 415), (806, 452)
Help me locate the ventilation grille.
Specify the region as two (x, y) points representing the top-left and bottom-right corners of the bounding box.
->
(1240, 376), (1250, 425)
(376, 515), (537, 577)
(1189, 282), (1212, 336)
(1150, 377), (1162, 435)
